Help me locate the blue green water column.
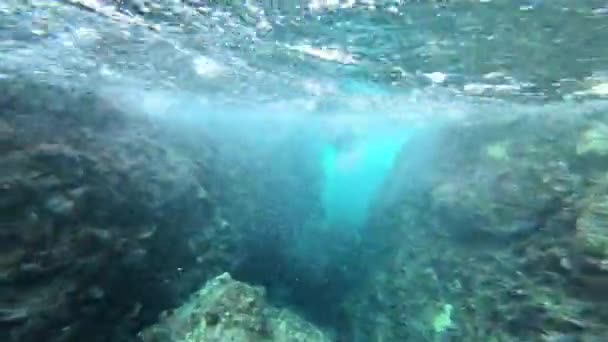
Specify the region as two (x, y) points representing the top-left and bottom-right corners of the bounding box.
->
(321, 130), (410, 230)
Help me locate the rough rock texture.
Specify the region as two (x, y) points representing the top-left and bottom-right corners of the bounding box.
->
(138, 272), (332, 342)
(0, 78), (236, 342)
(348, 111), (608, 341)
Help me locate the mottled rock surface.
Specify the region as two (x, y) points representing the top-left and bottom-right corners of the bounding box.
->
(0, 78), (236, 342)
(139, 272), (332, 342)
(348, 111), (608, 341)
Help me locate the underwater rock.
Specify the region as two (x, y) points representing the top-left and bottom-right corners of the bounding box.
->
(430, 174), (553, 241)
(576, 194), (608, 258)
(138, 272), (332, 342)
(573, 190), (608, 294)
(0, 77), (238, 342)
(348, 114), (608, 341)
(427, 118), (580, 243)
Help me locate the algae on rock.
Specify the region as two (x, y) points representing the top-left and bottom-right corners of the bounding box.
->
(485, 141), (510, 161)
(139, 272), (332, 342)
(345, 113), (608, 341)
(0, 77), (238, 342)
(432, 303), (453, 334)
(576, 193), (608, 258)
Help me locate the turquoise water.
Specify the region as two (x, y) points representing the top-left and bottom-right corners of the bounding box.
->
(320, 80), (410, 229)
(321, 129), (410, 230)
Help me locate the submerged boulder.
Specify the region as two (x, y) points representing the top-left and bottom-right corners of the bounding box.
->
(573, 183), (608, 294)
(576, 193), (608, 259)
(139, 272), (332, 342)
(348, 113), (608, 341)
(0, 78), (236, 342)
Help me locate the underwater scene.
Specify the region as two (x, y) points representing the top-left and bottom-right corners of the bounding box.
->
(2, 0), (608, 341)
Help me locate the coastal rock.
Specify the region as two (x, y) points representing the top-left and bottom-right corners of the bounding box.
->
(139, 272), (332, 342)
(0, 77), (237, 342)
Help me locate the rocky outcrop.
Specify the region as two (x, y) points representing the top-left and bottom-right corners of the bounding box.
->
(139, 272), (332, 342)
(348, 111), (608, 341)
(0, 78), (236, 342)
